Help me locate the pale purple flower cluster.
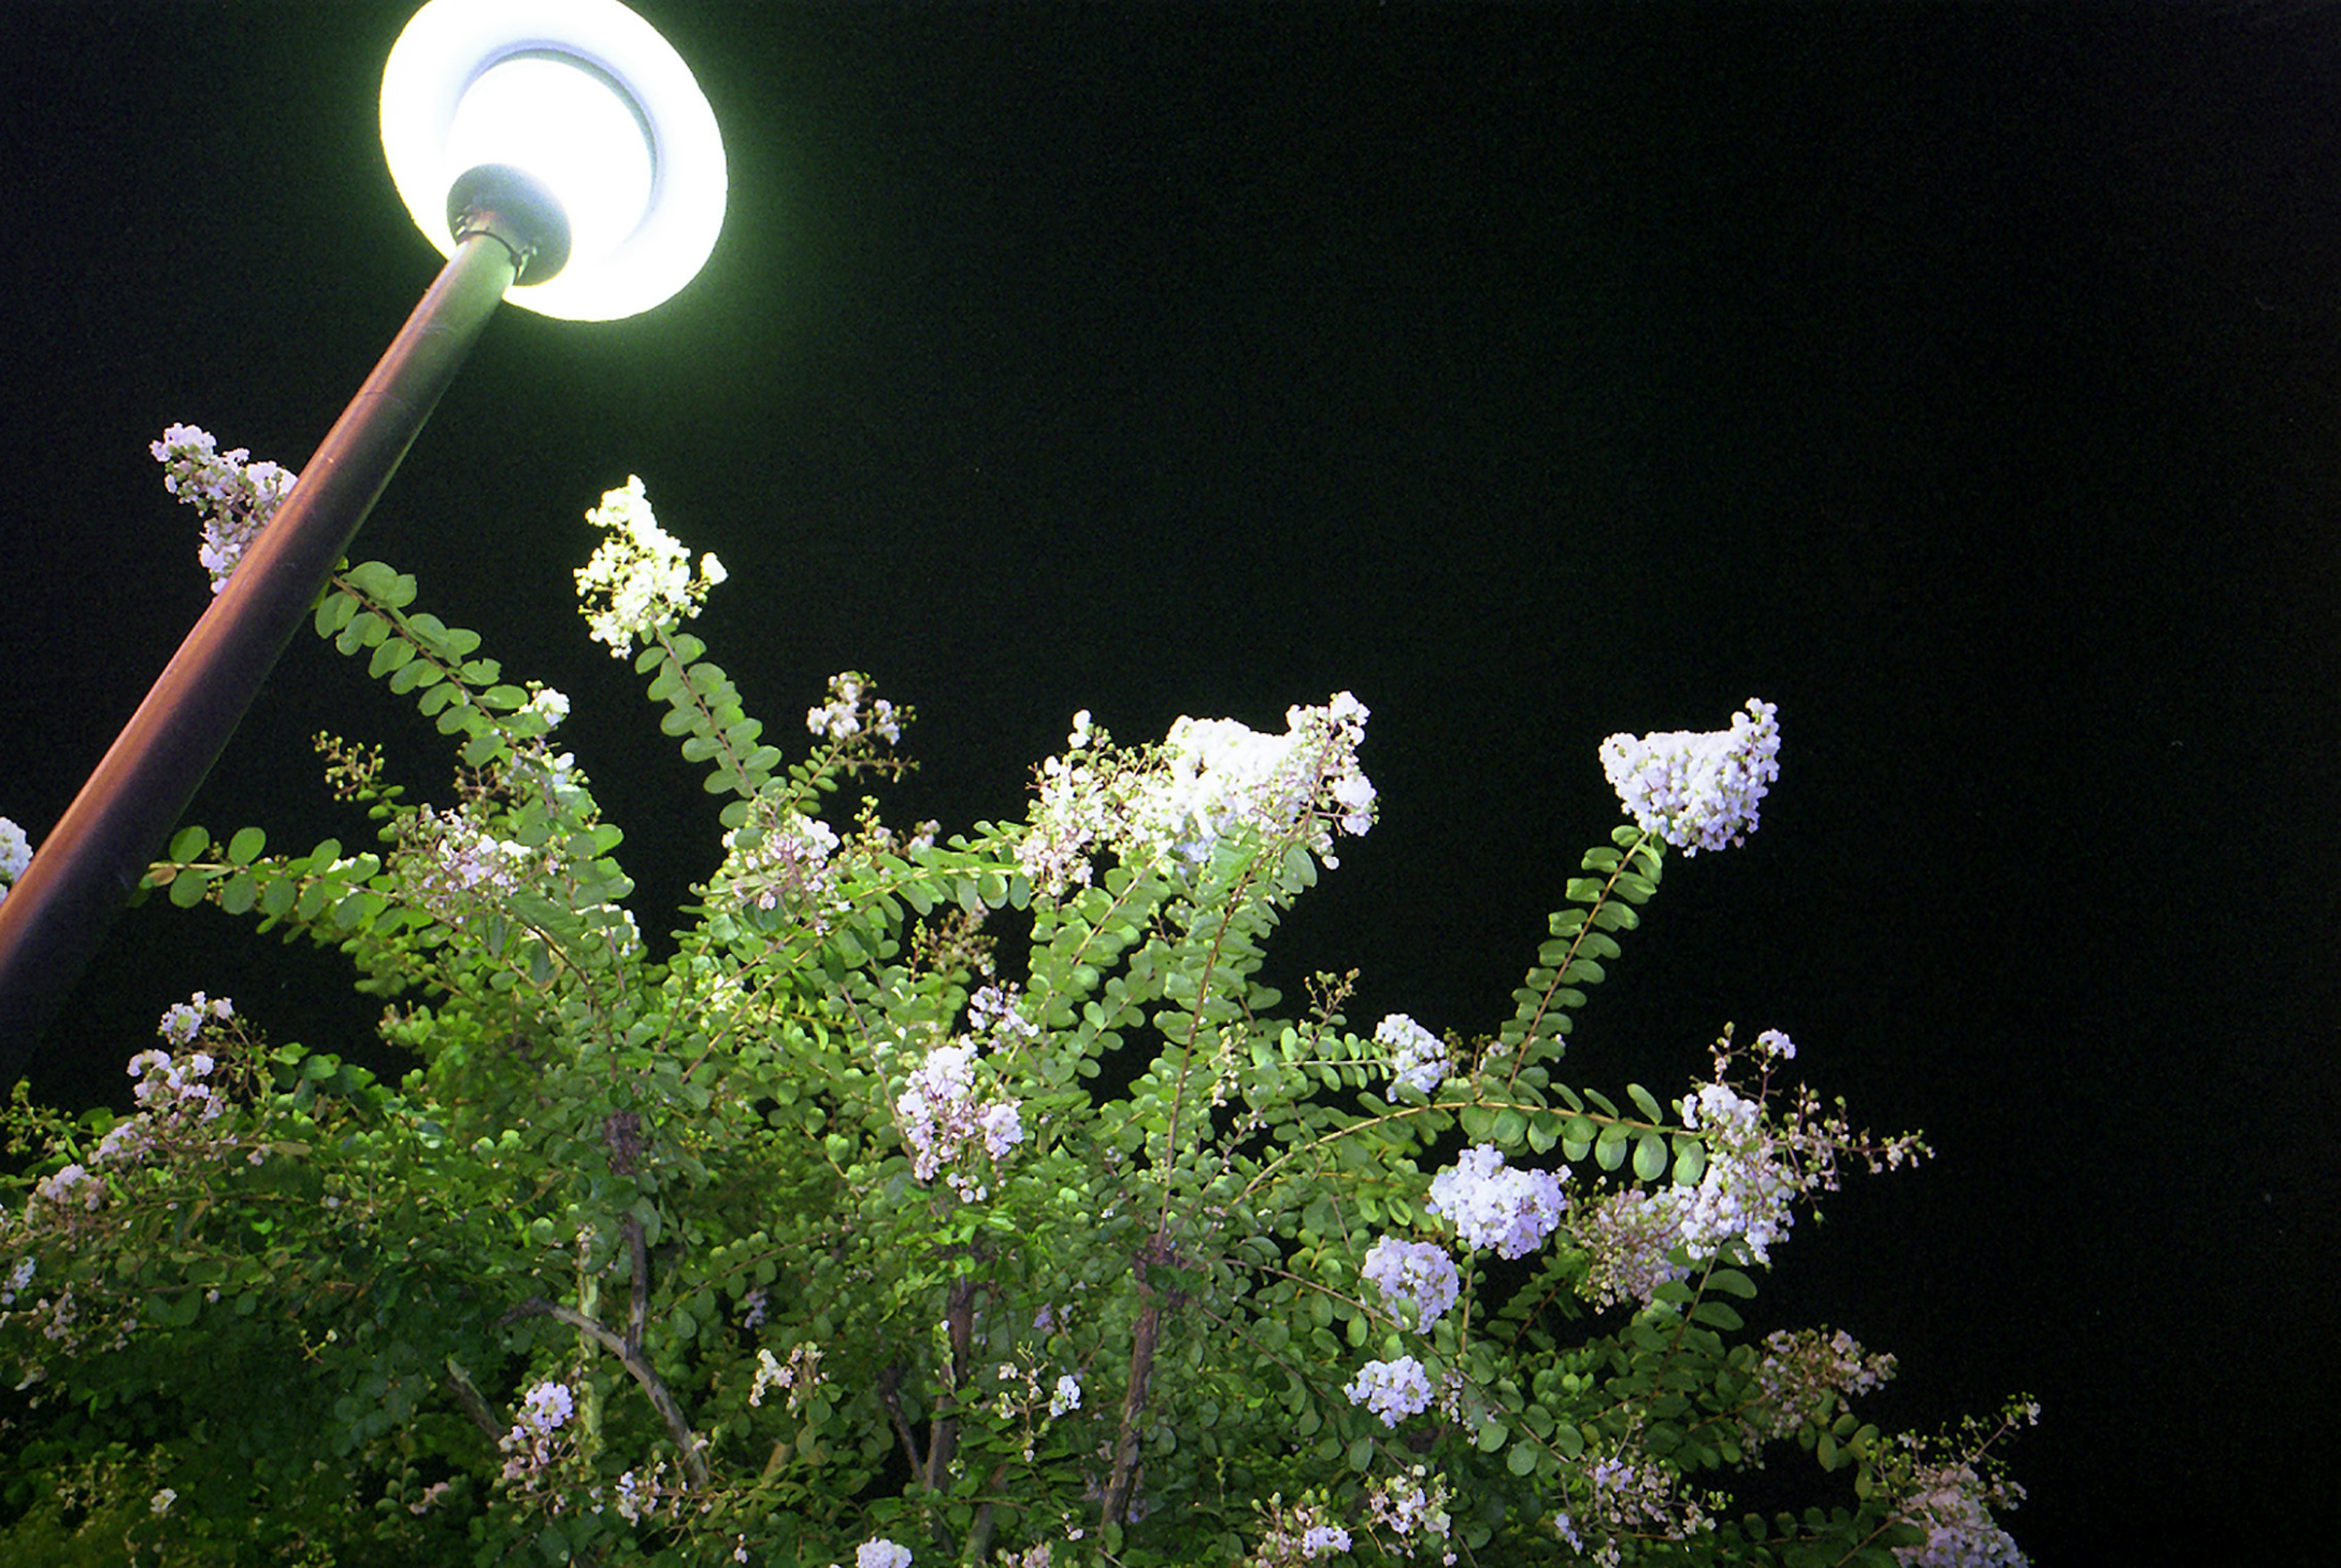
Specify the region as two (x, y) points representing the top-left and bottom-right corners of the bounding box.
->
(1344, 1354), (1434, 1427)
(896, 988), (1032, 1201)
(1600, 698), (1780, 855)
(857, 1542), (913, 1568)
(1891, 1462), (2029, 1567)
(0, 816), (30, 908)
(1427, 1144), (1567, 1260)
(807, 671), (902, 745)
(151, 423), (296, 593)
(498, 1378), (575, 1481)
(1374, 1013), (1448, 1094)
(1359, 1236), (1461, 1333)
(573, 476), (726, 657)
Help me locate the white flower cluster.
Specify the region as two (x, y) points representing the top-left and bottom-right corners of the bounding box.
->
(609, 1458), (680, 1525)
(1364, 1466), (1458, 1564)
(1891, 1461), (2029, 1567)
(1745, 1327), (1897, 1441)
(856, 1542), (913, 1568)
(711, 796), (843, 922)
(572, 476), (726, 658)
(1344, 1353), (1434, 1427)
(1018, 694), (1375, 894)
(748, 1341), (825, 1411)
(391, 805), (557, 929)
(895, 987), (1033, 1202)
(151, 423), (296, 594)
(807, 671), (902, 745)
(1599, 698), (1781, 855)
(1675, 1082), (1798, 1264)
(1374, 1013), (1449, 1094)
(0, 816), (30, 908)
(1427, 1144), (1567, 1260)
(2, 1257), (34, 1307)
(1359, 1236), (1461, 1333)
(157, 989), (233, 1047)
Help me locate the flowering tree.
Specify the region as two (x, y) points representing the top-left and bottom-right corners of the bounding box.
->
(0, 432), (2036, 1566)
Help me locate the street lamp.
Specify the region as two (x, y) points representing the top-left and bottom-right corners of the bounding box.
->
(0, 0), (726, 1063)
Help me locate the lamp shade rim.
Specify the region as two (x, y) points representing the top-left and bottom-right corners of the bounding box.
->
(381, 0), (725, 321)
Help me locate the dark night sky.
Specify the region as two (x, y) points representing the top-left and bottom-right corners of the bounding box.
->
(4, 4), (2337, 1563)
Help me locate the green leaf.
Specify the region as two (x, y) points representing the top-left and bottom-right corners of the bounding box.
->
(1689, 1299), (1744, 1331)
(1626, 1082), (1666, 1122)
(1672, 1138), (1708, 1187)
(219, 872), (256, 916)
(168, 868), (212, 907)
(226, 825), (266, 864)
(1706, 1267), (1759, 1299)
(1631, 1131), (1668, 1181)
(1505, 1441), (1538, 1477)
(169, 825), (209, 863)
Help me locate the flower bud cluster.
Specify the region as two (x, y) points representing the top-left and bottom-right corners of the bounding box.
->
(1359, 1236), (1461, 1333)
(1555, 1449), (1719, 1564)
(1427, 1144), (1567, 1259)
(151, 424), (295, 593)
(574, 476), (727, 657)
(1245, 1491), (1355, 1566)
(1742, 1327), (1898, 1442)
(1600, 698), (1780, 855)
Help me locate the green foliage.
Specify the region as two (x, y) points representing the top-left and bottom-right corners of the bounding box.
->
(0, 527), (2031, 1566)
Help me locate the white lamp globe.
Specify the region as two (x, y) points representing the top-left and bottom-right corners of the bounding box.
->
(380, 0), (726, 321)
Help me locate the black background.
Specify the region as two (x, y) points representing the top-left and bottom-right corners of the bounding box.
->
(4, 4), (2337, 1563)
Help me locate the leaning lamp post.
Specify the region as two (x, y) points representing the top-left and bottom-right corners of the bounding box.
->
(0, 0), (725, 1060)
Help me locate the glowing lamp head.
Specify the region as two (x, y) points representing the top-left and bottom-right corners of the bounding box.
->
(381, 0), (725, 321)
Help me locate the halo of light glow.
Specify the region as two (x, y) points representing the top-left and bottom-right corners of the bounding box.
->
(380, 0), (725, 321)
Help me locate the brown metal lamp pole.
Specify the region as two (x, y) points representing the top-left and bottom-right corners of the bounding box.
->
(0, 169), (568, 1067)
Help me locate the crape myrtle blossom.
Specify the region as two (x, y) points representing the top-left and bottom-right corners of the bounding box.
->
(1375, 1013), (1449, 1094)
(391, 804), (560, 930)
(808, 671), (903, 745)
(498, 1379), (575, 1482)
(151, 422), (296, 593)
(1344, 1354), (1434, 1427)
(1674, 1080), (1799, 1264)
(855, 1542), (913, 1568)
(1574, 1185), (1694, 1310)
(1891, 1461), (2029, 1568)
(1363, 1466), (1459, 1564)
(0, 816), (31, 908)
(1245, 1492), (1355, 1566)
(1600, 697), (1781, 855)
(1427, 1144), (1567, 1260)
(1359, 1236), (1461, 1333)
(574, 475), (727, 657)
(1741, 1327), (1898, 1443)
(894, 986), (1035, 1201)
(1018, 694), (1375, 894)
